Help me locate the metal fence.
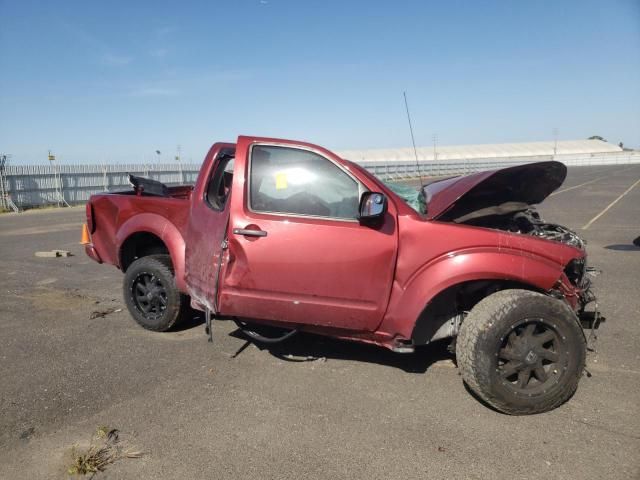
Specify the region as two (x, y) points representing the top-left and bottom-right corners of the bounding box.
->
(362, 152), (640, 182)
(3, 151), (640, 209)
(3, 163), (201, 208)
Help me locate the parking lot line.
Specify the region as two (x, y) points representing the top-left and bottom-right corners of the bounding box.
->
(551, 165), (639, 197)
(550, 176), (608, 196)
(582, 177), (640, 230)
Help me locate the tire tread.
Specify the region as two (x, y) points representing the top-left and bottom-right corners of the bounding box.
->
(456, 289), (585, 415)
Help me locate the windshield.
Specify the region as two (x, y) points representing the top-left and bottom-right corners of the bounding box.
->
(383, 181), (427, 215)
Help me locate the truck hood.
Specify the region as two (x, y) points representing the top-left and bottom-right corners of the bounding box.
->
(423, 161), (567, 221)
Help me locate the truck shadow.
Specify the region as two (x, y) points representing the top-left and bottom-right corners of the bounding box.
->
(229, 329), (456, 374)
(171, 309), (206, 331)
(173, 313), (455, 374)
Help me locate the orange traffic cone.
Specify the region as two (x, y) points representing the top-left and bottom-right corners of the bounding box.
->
(80, 223), (91, 245)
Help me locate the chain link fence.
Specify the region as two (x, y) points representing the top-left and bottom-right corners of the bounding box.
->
(3, 152), (639, 209)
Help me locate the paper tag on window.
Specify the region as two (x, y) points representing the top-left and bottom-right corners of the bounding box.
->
(275, 172), (288, 190)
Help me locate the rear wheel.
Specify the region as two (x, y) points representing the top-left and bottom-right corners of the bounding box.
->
(456, 289), (586, 415)
(123, 254), (187, 331)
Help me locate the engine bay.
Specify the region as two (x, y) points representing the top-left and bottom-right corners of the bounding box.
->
(458, 205), (585, 249)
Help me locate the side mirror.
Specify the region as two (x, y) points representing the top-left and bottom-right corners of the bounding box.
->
(359, 192), (387, 223)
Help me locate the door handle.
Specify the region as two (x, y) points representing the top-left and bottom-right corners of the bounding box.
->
(233, 228), (268, 237)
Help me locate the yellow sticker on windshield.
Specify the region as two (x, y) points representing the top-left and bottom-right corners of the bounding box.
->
(275, 172), (288, 190)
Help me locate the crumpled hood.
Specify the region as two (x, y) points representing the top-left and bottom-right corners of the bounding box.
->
(424, 161), (567, 221)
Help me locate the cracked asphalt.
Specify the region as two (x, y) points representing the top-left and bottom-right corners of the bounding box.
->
(0, 165), (639, 479)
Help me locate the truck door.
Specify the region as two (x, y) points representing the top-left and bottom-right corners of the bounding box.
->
(218, 136), (398, 332)
(184, 144), (235, 312)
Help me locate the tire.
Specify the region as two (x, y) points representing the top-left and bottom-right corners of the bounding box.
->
(456, 289), (586, 415)
(123, 254), (187, 332)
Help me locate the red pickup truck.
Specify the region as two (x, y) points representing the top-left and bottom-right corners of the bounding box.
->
(84, 135), (598, 414)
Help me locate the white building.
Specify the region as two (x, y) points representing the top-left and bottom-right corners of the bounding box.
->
(338, 139), (622, 163)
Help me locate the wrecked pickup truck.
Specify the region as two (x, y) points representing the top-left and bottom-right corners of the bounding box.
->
(83, 136), (599, 414)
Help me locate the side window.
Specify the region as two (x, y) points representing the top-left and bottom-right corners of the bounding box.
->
(249, 146), (360, 219)
(205, 156), (234, 211)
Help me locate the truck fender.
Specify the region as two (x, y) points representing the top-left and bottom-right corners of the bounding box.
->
(116, 213), (187, 292)
(381, 249), (564, 340)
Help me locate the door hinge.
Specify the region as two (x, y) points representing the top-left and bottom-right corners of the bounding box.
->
(221, 238), (228, 250)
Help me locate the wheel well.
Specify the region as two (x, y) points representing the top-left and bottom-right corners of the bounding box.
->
(411, 280), (542, 345)
(120, 232), (171, 272)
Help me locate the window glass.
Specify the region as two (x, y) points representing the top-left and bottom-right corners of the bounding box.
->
(250, 146), (359, 219)
(205, 157), (234, 210)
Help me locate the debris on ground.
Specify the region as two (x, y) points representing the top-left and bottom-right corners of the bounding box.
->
(89, 307), (122, 319)
(282, 354), (327, 362)
(67, 426), (143, 476)
(34, 250), (72, 258)
(19, 427), (35, 440)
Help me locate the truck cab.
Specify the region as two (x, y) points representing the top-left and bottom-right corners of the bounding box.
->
(186, 137), (398, 334)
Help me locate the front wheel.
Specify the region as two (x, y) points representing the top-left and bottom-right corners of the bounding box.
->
(456, 289), (586, 415)
(123, 255), (187, 331)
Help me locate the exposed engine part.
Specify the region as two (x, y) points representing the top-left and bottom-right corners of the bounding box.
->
(526, 227), (584, 251)
(460, 207), (586, 250)
(511, 209), (585, 249)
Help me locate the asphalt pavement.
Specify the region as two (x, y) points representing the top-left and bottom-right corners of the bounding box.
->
(0, 165), (638, 479)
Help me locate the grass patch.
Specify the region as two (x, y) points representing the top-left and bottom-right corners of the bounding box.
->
(67, 426), (143, 476)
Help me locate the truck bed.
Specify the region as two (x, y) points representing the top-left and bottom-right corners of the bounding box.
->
(87, 184), (192, 271)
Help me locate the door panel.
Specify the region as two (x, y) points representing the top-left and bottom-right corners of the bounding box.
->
(184, 144), (234, 312)
(218, 136), (398, 332)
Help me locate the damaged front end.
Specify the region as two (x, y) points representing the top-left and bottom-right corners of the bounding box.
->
(418, 161), (603, 336)
(563, 259), (603, 333)
(492, 208), (585, 250)
(552, 254), (603, 353)
(424, 161), (587, 248)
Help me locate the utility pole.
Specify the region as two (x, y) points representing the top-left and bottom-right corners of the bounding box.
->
(432, 133), (438, 161)
(48, 151), (70, 207)
(101, 161), (109, 191)
(175, 145), (183, 183)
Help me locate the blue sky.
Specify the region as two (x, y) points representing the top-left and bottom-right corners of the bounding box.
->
(1, 0), (639, 164)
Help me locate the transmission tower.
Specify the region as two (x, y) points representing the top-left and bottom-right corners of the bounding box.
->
(0, 154), (19, 212)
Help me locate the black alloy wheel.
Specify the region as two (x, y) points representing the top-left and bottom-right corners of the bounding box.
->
(497, 320), (567, 395)
(131, 271), (168, 319)
(123, 255), (187, 331)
